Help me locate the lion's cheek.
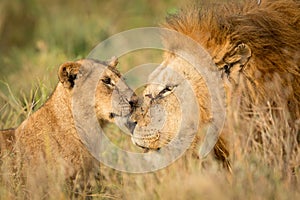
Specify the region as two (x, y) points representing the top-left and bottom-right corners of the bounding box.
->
(94, 103), (113, 123)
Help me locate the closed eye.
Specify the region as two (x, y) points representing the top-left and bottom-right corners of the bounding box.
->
(156, 85), (177, 99)
(145, 85), (178, 103)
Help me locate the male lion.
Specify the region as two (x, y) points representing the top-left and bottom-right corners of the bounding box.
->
(131, 0), (300, 170)
(0, 58), (137, 179)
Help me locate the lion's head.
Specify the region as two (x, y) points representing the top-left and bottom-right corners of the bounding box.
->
(131, 0), (300, 151)
(58, 58), (137, 130)
(131, 54), (211, 150)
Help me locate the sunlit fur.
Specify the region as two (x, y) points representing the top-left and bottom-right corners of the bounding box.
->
(0, 59), (134, 180)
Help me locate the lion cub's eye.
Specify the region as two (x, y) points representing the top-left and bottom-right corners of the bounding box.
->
(102, 77), (115, 87)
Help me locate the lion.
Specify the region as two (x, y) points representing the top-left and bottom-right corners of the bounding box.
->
(0, 58), (137, 179)
(131, 0), (300, 170)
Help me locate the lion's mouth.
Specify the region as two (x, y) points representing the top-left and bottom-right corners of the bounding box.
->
(134, 142), (151, 152)
(109, 112), (129, 119)
(131, 132), (161, 151)
(132, 140), (160, 153)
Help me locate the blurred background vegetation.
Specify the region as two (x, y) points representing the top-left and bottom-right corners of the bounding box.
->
(0, 0), (185, 129)
(0, 0), (184, 93)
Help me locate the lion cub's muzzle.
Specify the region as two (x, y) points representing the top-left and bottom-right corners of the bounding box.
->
(113, 93), (139, 134)
(125, 95), (140, 133)
(123, 94), (138, 133)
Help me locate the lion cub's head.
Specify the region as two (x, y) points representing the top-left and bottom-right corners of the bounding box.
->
(58, 58), (137, 130)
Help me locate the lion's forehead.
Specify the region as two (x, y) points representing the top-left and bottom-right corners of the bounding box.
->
(76, 59), (106, 67)
(146, 58), (187, 93)
(75, 59), (123, 84)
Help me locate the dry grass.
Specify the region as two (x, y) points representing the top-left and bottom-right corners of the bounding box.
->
(0, 73), (299, 200)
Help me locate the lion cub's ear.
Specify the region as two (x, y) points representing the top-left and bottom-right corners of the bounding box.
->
(107, 56), (119, 68)
(58, 62), (82, 89)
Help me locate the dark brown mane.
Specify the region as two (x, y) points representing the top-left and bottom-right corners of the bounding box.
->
(163, 0), (300, 119)
(164, 0), (300, 73)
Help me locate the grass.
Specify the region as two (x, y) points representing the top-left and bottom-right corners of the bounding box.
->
(0, 0), (299, 199)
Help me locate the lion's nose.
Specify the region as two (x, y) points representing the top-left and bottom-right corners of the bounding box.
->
(129, 100), (136, 108)
(129, 94), (139, 109)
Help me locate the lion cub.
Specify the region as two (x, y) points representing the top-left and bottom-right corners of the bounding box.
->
(0, 58), (136, 178)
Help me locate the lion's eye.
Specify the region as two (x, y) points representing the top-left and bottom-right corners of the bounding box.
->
(102, 77), (111, 84)
(102, 77), (115, 87)
(161, 85), (174, 93)
(223, 64), (232, 76)
(157, 85), (177, 99)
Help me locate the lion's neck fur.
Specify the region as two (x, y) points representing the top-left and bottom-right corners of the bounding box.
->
(15, 83), (89, 171)
(17, 83), (75, 136)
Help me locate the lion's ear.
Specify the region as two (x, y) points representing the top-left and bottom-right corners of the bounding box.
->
(223, 43), (251, 68)
(233, 43), (251, 66)
(107, 56), (119, 68)
(58, 62), (82, 89)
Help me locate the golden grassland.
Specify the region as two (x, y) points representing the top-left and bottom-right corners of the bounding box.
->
(0, 0), (299, 199)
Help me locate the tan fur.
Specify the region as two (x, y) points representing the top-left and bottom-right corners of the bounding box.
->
(0, 58), (135, 178)
(0, 129), (15, 155)
(132, 0), (300, 170)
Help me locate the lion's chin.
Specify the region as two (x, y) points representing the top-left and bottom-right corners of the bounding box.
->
(132, 141), (151, 153)
(131, 136), (158, 151)
(131, 128), (178, 152)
